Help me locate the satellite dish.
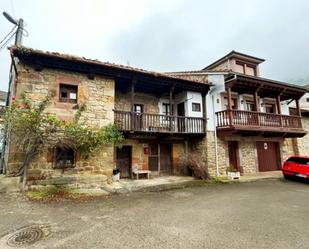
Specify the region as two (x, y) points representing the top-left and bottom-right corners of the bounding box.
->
(3, 12), (18, 25)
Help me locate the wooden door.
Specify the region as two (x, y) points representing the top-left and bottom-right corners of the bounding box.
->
(177, 102), (185, 132)
(228, 141), (241, 172)
(116, 146), (132, 178)
(256, 141), (280, 172)
(160, 144), (172, 175)
(149, 144), (158, 172)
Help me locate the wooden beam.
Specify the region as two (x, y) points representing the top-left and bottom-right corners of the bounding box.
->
(276, 95), (281, 114)
(253, 90), (260, 112)
(169, 87), (174, 131)
(131, 77), (137, 112)
(130, 77), (136, 131)
(295, 98), (301, 116)
(227, 87), (233, 125)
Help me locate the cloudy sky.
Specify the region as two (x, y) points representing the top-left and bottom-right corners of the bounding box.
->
(0, 0), (309, 91)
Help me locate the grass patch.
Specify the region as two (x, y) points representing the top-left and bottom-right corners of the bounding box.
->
(211, 176), (229, 184)
(26, 185), (109, 202)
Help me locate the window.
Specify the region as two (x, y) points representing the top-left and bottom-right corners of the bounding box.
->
(59, 84), (78, 103)
(287, 157), (309, 165)
(223, 97), (238, 110)
(306, 98), (309, 103)
(162, 103), (171, 116)
(54, 147), (76, 168)
(192, 103), (201, 112)
(246, 101), (255, 111)
(235, 61), (245, 74)
(134, 104), (143, 113)
(289, 108), (298, 116)
(265, 104), (276, 114)
(246, 65), (256, 76)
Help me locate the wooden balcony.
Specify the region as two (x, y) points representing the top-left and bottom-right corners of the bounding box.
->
(114, 110), (205, 135)
(216, 110), (306, 137)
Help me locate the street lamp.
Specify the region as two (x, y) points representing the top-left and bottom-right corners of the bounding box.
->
(3, 11), (18, 25)
(2, 11), (24, 46)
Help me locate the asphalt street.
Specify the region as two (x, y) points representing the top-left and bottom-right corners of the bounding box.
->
(0, 179), (308, 249)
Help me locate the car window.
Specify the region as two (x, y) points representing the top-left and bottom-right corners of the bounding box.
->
(287, 157), (309, 165)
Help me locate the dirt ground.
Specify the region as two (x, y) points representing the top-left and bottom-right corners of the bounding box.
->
(0, 179), (309, 249)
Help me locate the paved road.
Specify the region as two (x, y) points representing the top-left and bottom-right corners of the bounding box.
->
(0, 179), (309, 249)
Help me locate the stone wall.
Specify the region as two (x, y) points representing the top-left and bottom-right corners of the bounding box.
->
(115, 92), (160, 113)
(198, 133), (305, 177)
(119, 139), (185, 176)
(8, 63), (115, 187)
(297, 117), (309, 155)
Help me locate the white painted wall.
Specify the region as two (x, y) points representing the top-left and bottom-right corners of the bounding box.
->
(159, 91), (203, 117)
(206, 74), (226, 131)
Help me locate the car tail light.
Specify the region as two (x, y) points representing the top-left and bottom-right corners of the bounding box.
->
(283, 162), (289, 168)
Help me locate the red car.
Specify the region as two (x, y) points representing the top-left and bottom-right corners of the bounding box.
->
(282, 156), (309, 180)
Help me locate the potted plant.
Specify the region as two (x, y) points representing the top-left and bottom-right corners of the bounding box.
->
(226, 164), (240, 180)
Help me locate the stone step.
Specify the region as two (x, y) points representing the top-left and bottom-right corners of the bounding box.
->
(0, 175), (20, 193)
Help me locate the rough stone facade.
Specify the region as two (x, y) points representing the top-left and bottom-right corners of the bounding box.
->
(296, 117), (309, 155)
(115, 92), (160, 113)
(120, 139), (185, 176)
(8, 63), (115, 187)
(201, 132), (304, 177)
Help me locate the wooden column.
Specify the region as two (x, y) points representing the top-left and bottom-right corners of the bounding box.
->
(276, 95), (281, 114)
(169, 87), (174, 131)
(227, 87), (233, 125)
(130, 78), (136, 131)
(295, 98), (301, 116)
(276, 95), (282, 127)
(202, 92), (207, 132)
(253, 90), (260, 112)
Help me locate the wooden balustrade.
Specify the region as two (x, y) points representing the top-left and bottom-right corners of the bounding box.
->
(216, 110), (303, 130)
(114, 110), (205, 134)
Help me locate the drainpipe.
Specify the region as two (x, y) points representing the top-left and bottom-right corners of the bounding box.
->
(212, 94), (219, 176)
(209, 85), (219, 176)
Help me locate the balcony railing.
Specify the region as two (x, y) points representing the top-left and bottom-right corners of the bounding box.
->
(216, 110), (303, 130)
(114, 110), (205, 134)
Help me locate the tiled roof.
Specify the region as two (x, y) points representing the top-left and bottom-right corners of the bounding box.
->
(10, 46), (211, 86)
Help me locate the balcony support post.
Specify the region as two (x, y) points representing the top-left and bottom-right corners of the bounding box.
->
(295, 98), (301, 116)
(253, 90), (260, 112)
(227, 87), (233, 125)
(276, 95), (281, 114)
(169, 87), (174, 132)
(276, 95), (283, 127)
(253, 90), (260, 126)
(130, 77), (136, 131)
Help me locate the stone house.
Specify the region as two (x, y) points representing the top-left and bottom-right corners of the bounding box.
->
(2, 47), (308, 187)
(3, 47), (210, 187)
(169, 51), (308, 176)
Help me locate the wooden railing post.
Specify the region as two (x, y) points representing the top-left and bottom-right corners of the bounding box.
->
(276, 95), (283, 127)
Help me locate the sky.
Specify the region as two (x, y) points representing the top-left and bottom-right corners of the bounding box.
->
(0, 0), (309, 91)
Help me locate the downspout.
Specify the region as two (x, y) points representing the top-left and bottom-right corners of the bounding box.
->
(209, 85), (219, 176)
(212, 94), (219, 176)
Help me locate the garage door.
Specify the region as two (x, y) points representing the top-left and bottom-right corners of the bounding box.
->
(256, 141), (281, 172)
